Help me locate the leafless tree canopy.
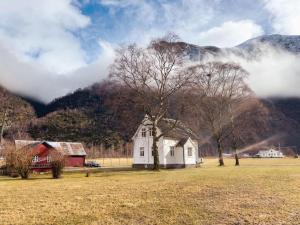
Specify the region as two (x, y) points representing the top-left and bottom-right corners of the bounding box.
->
(191, 62), (251, 166)
(49, 150), (65, 179)
(110, 35), (192, 120)
(4, 144), (34, 179)
(110, 34), (193, 170)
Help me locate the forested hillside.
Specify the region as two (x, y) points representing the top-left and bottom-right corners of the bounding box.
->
(0, 86), (36, 141)
(26, 82), (145, 147)
(1, 81), (300, 155)
(19, 82), (300, 155)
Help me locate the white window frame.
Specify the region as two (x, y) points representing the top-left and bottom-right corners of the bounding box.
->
(188, 147), (193, 157)
(140, 147), (145, 157)
(141, 128), (146, 137)
(46, 156), (51, 163)
(32, 155), (39, 163)
(170, 146), (175, 157)
(149, 128), (153, 136)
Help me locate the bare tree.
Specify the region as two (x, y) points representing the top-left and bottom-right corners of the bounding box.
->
(0, 89), (9, 144)
(110, 34), (192, 170)
(49, 150), (65, 179)
(191, 62), (250, 166)
(4, 144), (35, 179)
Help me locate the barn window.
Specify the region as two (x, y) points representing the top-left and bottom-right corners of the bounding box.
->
(170, 146), (175, 157)
(140, 147), (145, 157)
(32, 155), (39, 163)
(141, 128), (146, 137)
(188, 148), (193, 157)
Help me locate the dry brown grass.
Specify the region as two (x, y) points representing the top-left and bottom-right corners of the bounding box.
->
(0, 158), (300, 225)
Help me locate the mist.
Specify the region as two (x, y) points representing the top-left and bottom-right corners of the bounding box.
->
(0, 41), (115, 103)
(212, 44), (300, 98)
(1, 38), (300, 103)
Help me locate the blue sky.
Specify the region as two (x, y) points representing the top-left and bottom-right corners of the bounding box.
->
(76, 0), (270, 57)
(72, 0), (296, 63)
(0, 0), (299, 102)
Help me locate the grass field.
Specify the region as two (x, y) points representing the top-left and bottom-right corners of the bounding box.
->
(89, 157), (133, 167)
(0, 158), (299, 225)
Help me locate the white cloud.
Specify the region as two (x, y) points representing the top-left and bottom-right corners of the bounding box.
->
(263, 0), (300, 34)
(210, 45), (300, 98)
(0, 40), (115, 103)
(243, 49), (300, 97)
(100, 0), (213, 39)
(0, 0), (91, 74)
(1, 0), (299, 102)
(0, 0), (117, 103)
(99, 1), (263, 48)
(197, 20), (264, 47)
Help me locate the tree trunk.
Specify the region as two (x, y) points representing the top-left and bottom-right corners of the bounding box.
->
(0, 109), (7, 144)
(152, 123), (159, 171)
(234, 152), (240, 166)
(217, 141), (224, 166)
(232, 134), (239, 166)
(229, 104), (240, 166)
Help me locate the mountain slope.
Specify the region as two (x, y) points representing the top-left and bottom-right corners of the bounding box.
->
(237, 34), (300, 54)
(0, 86), (36, 141)
(184, 34), (300, 60)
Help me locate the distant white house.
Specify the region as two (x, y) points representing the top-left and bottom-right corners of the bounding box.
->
(255, 149), (284, 158)
(132, 115), (199, 169)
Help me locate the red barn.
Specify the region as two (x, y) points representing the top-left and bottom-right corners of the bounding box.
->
(15, 140), (87, 171)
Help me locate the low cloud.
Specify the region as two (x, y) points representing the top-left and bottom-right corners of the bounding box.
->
(263, 0), (300, 35)
(210, 44), (300, 98)
(0, 0), (90, 74)
(0, 0), (116, 103)
(0, 40), (115, 103)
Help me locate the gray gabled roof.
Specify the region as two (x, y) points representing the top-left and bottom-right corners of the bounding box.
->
(158, 118), (199, 141)
(15, 140), (87, 156)
(133, 115), (199, 141)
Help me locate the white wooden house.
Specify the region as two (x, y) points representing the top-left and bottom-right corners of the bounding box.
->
(132, 116), (199, 169)
(255, 149), (284, 158)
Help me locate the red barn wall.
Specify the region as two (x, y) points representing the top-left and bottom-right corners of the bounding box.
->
(65, 156), (85, 167)
(29, 143), (86, 170)
(32, 144), (52, 172)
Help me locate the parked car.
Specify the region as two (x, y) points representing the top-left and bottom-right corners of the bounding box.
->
(85, 161), (101, 167)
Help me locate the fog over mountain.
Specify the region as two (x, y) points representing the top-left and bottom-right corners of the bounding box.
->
(0, 41), (115, 103)
(210, 34), (300, 98)
(0, 34), (300, 102)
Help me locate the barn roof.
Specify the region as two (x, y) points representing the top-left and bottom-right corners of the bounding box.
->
(15, 140), (87, 156)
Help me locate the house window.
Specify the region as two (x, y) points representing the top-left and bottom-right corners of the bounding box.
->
(141, 128), (146, 137)
(188, 148), (193, 157)
(170, 146), (175, 157)
(149, 128), (153, 136)
(32, 155), (39, 163)
(140, 147), (145, 157)
(46, 156), (51, 163)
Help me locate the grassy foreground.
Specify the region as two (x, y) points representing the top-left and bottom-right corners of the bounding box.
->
(0, 158), (300, 225)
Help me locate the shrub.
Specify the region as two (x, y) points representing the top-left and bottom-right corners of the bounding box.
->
(49, 150), (65, 179)
(4, 143), (33, 179)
